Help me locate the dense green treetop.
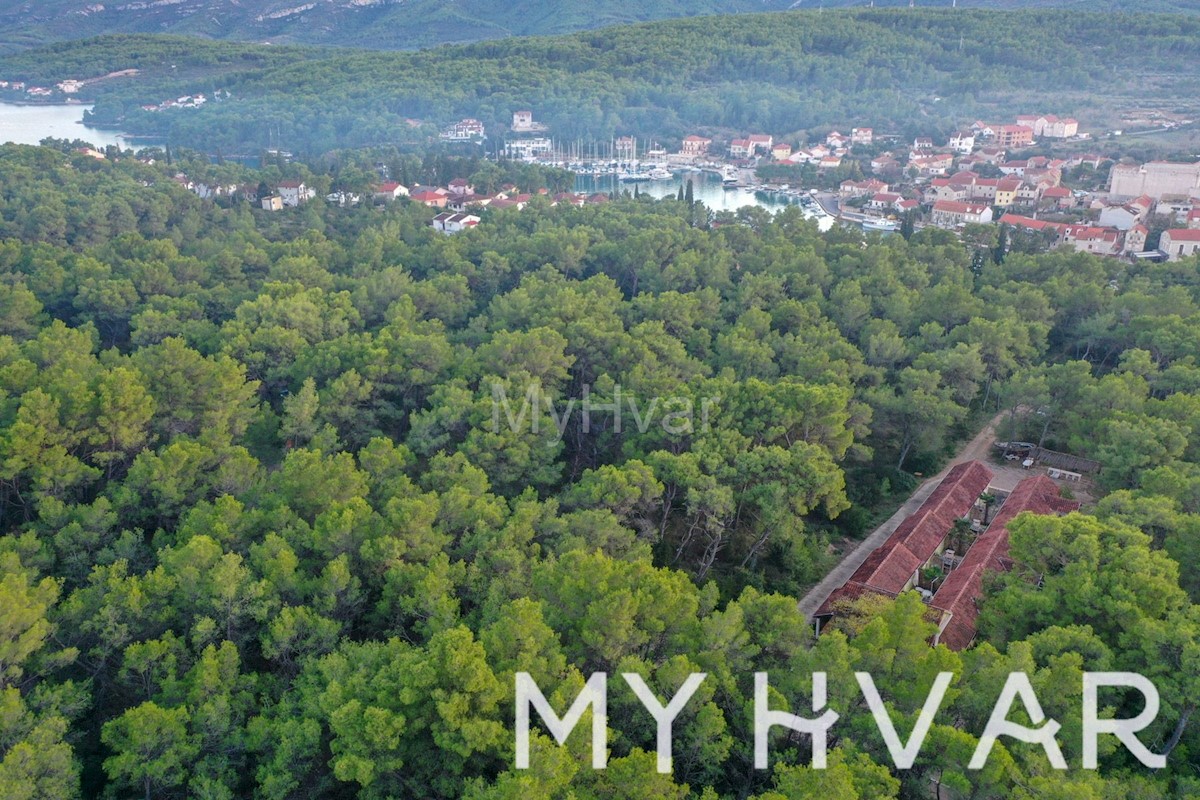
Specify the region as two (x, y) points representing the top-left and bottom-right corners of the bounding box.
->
(0, 142), (1198, 796)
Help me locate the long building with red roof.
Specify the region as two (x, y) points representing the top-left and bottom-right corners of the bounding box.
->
(929, 475), (1079, 650)
(814, 460), (994, 627)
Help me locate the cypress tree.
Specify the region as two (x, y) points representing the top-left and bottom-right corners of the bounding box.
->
(994, 224), (1009, 264)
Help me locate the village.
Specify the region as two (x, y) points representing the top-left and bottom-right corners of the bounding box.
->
(322, 109), (1200, 258)
(469, 109), (1200, 261)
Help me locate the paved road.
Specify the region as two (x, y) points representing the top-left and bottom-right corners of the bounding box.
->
(797, 411), (1006, 619)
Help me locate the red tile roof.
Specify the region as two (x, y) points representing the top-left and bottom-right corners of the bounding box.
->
(934, 200), (988, 216)
(815, 461), (994, 617)
(999, 213), (1062, 233)
(1165, 229), (1200, 242)
(931, 475), (1079, 650)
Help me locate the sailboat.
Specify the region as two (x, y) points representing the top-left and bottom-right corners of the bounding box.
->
(617, 136), (652, 181)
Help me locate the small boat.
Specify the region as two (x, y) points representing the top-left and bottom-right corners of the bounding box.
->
(619, 171), (652, 182)
(721, 165), (740, 188)
(646, 166), (673, 180)
(862, 218), (900, 232)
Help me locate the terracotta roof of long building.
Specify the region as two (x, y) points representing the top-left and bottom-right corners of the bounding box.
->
(930, 475), (1079, 650)
(815, 461), (994, 617)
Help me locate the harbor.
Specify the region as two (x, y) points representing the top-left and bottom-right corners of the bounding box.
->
(573, 168), (837, 228)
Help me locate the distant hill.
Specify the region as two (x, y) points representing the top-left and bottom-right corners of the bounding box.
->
(0, 0), (1197, 51)
(796, 0), (1200, 9)
(0, 0), (801, 51)
(2, 8), (1197, 156)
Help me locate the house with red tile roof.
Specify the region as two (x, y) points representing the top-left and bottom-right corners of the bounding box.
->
(1040, 186), (1074, 210)
(924, 178), (968, 204)
(996, 125), (1034, 149)
(999, 214), (1125, 256)
(277, 180), (315, 207)
(1062, 224), (1123, 257)
(1125, 223), (1149, 254)
(931, 200), (993, 228)
(747, 134), (773, 154)
(998, 213), (1062, 234)
(1161, 229), (1200, 261)
(867, 192), (903, 212)
(374, 181), (409, 202)
(930, 475), (1079, 650)
(870, 155), (902, 176)
(909, 153), (954, 176)
(552, 192), (586, 207)
(999, 160), (1028, 177)
(976, 146), (1007, 164)
(839, 178), (889, 200)
(991, 178), (1021, 207)
(410, 189), (449, 208)
(681, 135), (712, 156)
(826, 131), (850, 149)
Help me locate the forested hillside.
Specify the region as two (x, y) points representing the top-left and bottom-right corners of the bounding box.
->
(0, 142), (1198, 797)
(0, 0), (1195, 52)
(2, 9), (1198, 156)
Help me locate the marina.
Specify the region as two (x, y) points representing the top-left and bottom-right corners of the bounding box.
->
(573, 168), (836, 228)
